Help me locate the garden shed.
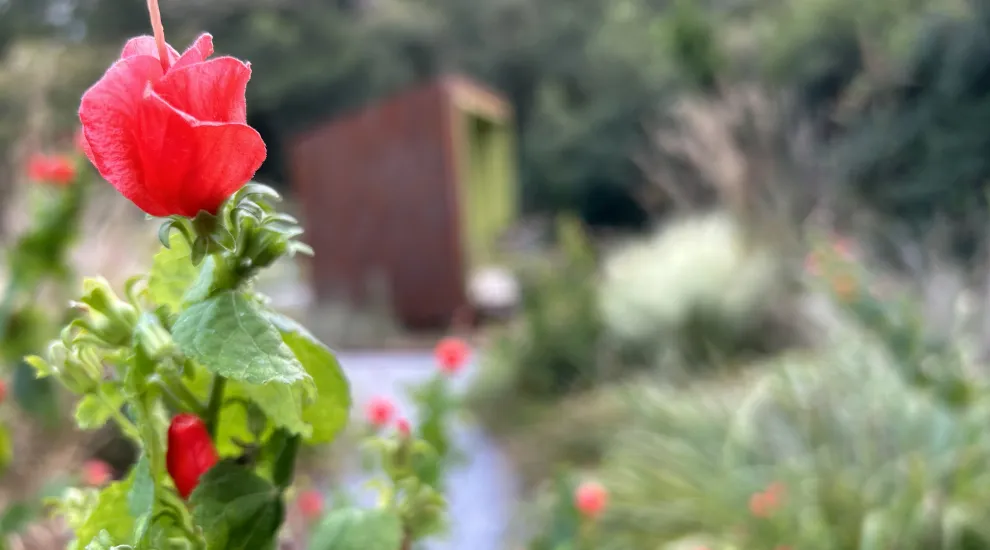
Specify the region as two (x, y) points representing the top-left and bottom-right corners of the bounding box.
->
(288, 75), (518, 329)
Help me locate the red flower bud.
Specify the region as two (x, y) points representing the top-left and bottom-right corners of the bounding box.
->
(364, 396), (395, 428)
(82, 459), (113, 487)
(27, 154), (76, 186)
(396, 417), (411, 437)
(166, 414), (219, 499)
(574, 480), (608, 519)
(296, 489), (324, 521)
(78, 32), (265, 217)
(434, 337), (470, 375)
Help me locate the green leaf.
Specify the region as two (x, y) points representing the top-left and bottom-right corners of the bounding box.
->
(309, 508), (403, 550)
(172, 291), (309, 385)
(189, 460), (283, 550)
(148, 233), (198, 312)
(269, 313), (351, 444)
(127, 456), (154, 543)
(239, 381), (312, 439)
(72, 478), (135, 548)
(74, 383), (125, 431)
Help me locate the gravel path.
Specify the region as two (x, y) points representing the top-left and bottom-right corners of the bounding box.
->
(337, 352), (518, 550)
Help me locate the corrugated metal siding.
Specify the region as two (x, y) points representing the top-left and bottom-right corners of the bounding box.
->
(288, 80), (468, 328)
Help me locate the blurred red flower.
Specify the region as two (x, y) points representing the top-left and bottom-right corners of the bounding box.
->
(364, 396), (395, 428)
(78, 33), (265, 217)
(749, 482), (786, 518)
(434, 337), (471, 375)
(82, 459), (113, 487)
(574, 480), (609, 519)
(296, 489), (324, 521)
(0, 380), (7, 405)
(166, 413), (219, 499)
(27, 154), (76, 186)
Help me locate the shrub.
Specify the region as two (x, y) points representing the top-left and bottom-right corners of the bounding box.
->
(599, 212), (793, 367)
(597, 342), (990, 549)
(472, 215), (603, 405)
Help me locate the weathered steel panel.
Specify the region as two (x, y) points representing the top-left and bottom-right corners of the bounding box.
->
(288, 78), (477, 328)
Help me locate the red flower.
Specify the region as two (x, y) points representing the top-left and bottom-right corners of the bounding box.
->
(364, 396), (395, 428)
(82, 459), (113, 487)
(78, 32), (265, 217)
(749, 482), (786, 518)
(574, 480), (608, 519)
(0, 380), (7, 405)
(296, 489), (324, 521)
(434, 337), (471, 375)
(27, 154), (76, 186)
(396, 417), (412, 437)
(166, 414), (219, 499)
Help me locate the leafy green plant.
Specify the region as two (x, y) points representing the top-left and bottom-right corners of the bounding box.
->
(1, 149), (92, 424)
(599, 212), (792, 368)
(21, 5), (448, 547)
(596, 341), (990, 550)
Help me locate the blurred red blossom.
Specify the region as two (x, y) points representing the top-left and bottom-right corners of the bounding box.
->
(574, 480), (609, 519)
(365, 396), (396, 428)
(434, 337), (471, 375)
(82, 459), (113, 487)
(296, 489), (324, 521)
(27, 154), (75, 186)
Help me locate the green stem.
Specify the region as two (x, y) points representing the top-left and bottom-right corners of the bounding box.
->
(99, 392), (141, 442)
(163, 373), (207, 416)
(205, 375), (226, 438)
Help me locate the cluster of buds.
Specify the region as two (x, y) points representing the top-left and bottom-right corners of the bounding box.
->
(159, 183), (312, 286)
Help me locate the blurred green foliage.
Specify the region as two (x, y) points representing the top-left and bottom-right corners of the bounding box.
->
(597, 342), (990, 550)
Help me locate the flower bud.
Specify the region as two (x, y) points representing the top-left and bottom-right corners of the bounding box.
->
(396, 418), (411, 438)
(167, 414), (219, 499)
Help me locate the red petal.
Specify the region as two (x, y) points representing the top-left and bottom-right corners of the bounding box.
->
(172, 33), (214, 71)
(155, 57), (250, 124)
(121, 36), (179, 64)
(138, 89), (266, 216)
(79, 55), (171, 216)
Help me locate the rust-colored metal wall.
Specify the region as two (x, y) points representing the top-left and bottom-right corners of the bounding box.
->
(288, 78), (473, 328)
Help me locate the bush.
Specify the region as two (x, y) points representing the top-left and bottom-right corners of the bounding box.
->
(597, 341), (990, 549)
(474, 216), (603, 402)
(599, 212), (794, 367)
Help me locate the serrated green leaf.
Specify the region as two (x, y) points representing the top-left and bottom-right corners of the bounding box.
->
(269, 313), (350, 444)
(239, 381), (312, 438)
(172, 291), (308, 385)
(189, 460), (283, 550)
(182, 255), (221, 304)
(309, 508), (403, 550)
(148, 233), (197, 311)
(127, 456), (154, 543)
(72, 478), (135, 548)
(74, 383), (125, 431)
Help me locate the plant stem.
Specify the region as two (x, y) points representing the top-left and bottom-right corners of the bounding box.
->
(164, 373), (207, 415)
(205, 375), (226, 438)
